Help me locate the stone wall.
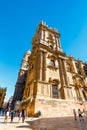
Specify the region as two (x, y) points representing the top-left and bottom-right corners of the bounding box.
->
(35, 98), (87, 117)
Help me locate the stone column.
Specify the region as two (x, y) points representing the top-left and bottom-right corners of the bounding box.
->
(35, 51), (40, 81)
(58, 59), (64, 85)
(50, 84), (52, 98)
(62, 59), (75, 99)
(62, 59), (68, 86)
(79, 88), (85, 101)
(39, 51), (42, 81)
(42, 52), (46, 81)
(40, 30), (43, 40)
(43, 30), (45, 41)
(80, 62), (86, 76)
(33, 82), (37, 98)
(72, 60), (77, 73)
(76, 88), (81, 100)
(55, 37), (61, 51)
(58, 58), (65, 99)
(72, 87), (75, 100)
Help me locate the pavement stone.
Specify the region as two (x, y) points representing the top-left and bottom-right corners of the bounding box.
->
(0, 116), (32, 130)
(0, 115), (87, 130)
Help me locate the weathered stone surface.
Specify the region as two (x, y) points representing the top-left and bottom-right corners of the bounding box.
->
(14, 22), (87, 117)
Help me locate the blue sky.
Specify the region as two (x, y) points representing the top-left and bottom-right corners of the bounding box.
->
(0, 0), (87, 101)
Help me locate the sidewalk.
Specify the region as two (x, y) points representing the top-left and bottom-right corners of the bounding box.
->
(0, 116), (33, 130)
(0, 115), (87, 130)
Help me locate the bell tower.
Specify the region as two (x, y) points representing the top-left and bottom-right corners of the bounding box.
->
(12, 50), (31, 108)
(32, 21), (63, 52)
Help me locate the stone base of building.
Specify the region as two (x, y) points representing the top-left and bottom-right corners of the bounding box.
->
(26, 98), (87, 118)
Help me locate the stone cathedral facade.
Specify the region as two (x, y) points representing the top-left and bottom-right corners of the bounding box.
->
(12, 50), (31, 108)
(16, 22), (87, 117)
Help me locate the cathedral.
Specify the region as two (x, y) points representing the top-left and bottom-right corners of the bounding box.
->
(13, 22), (87, 117)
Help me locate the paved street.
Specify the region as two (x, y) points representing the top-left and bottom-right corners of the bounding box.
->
(0, 116), (33, 130)
(0, 115), (87, 130)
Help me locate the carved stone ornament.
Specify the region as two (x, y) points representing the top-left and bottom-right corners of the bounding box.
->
(49, 77), (60, 84)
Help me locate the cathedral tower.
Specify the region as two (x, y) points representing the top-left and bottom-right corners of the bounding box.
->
(12, 50), (31, 108)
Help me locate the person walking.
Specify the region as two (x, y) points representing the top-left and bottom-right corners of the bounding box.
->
(73, 109), (77, 120)
(4, 110), (9, 123)
(22, 109), (26, 123)
(78, 109), (84, 121)
(18, 111), (22, 122)
(10, 110), (14, 123)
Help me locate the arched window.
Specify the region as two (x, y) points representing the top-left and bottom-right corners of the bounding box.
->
(51, 60), (55, 66)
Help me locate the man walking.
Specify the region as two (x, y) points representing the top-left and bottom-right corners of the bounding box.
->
(73, 109), (77, 120)
(22, 109), (26, 123)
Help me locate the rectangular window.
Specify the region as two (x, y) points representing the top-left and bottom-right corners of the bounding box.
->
(52, 85), (58, 98)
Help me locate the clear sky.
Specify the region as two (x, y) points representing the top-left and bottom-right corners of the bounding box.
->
(0, 0), (87, 101)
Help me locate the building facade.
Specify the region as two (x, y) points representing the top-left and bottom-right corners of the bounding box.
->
(20, 22), (87, 117)
(12, 50), (31, 108)
(0, 87), (6, 109)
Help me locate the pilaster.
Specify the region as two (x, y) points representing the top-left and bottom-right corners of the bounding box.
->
(80, 62), (86, 76)
(71, 59), (77, 73)
(62, 59), (68, 86)
(35, 51), (40, 81)
(58, 58), (65, 99)
(39, 51), (43, 81)
(42, 52), (46, 81)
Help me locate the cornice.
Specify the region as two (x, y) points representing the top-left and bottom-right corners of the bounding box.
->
(47, 54), (57, 60)
(49, 78), (60, 84)
(32, 43), (65, 57)
(47, 64), (58, 70)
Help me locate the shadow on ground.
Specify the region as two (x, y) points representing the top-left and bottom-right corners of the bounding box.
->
(25, 116), (87, 130)
(16, 125), (31, 129)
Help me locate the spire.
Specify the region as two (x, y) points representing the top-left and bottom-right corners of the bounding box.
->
(26, 49), (31, 55)
(40, 20), (46, 26)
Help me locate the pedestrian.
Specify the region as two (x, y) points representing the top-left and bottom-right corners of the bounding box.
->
(73, 109), (77, 120)
(22, 109), (26, 123)
(10, 110), (14, 123)
(4, 110), (9, 123)
(18, 111), (22, 122)
(78, 109), (84, 121)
